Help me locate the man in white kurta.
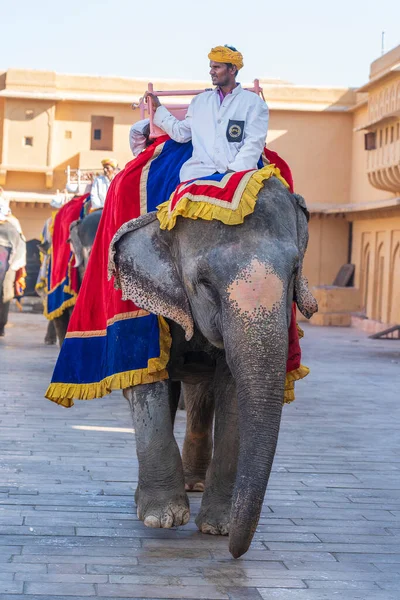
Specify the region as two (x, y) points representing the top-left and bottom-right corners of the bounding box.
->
(146, 45), (269, 182)
(90, 158), (119, 210)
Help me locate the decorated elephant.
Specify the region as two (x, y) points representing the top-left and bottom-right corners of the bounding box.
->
(112, 176), (317, 558)
(56, 209), (103, 345)
(38, 207), (102, 346)
(0, 220), (26, 337)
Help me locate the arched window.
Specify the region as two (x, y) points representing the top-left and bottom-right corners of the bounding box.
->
(375, 243), (385, 322)
(389, 243), (400, 324)
(361, 243), (371, 314)
(384, 89), (390, 115)
(390, 85), (396, 112)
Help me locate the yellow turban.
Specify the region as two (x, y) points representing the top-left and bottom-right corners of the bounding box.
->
(208, 46), (244, 70)
(101, 158), (118, 169)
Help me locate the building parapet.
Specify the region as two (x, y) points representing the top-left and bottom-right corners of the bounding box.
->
(0, 69), (357, 112)
(309, 196), (400, 215)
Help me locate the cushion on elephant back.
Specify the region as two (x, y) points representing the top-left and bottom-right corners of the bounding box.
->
(157, 164), (290, 231)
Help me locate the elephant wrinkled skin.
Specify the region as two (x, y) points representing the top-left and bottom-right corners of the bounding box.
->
(114, 177), (317, 558)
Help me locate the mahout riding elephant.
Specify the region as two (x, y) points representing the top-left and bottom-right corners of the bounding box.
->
(0, 221), (26, 337)
(113, 177), (317, 558)
(43, 209), (103, 346)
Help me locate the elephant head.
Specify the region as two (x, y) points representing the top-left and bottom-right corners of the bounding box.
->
(111, 176), (317, 557)
(69, 209), (102, 281)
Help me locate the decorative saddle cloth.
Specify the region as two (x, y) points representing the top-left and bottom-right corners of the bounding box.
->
(46, 137), (308, 407)
(42, 194), (90, 320)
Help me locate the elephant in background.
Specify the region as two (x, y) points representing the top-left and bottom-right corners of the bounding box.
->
(0, 221), (26, 337)
(113, 176), (317, 558)
(41, 209), (103, 346)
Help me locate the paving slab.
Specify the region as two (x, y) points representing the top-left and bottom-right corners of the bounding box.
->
(0, 312), (399, 599)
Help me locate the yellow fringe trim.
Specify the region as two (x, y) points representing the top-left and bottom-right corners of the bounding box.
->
(44, 252), (78, 320)
(157, 165), (289, 231)
(45, 316), (172, 408)
(284, 364), (310, 404)
(44, 295), (77, 321)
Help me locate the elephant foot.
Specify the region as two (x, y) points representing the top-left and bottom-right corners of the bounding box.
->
(135, 487), (190, 529)
(195, 499), (231, 536)
(0, 328), (4, 337)
(185, 479), (205, 492)
(44, 337), (57, 345)
(182, 435), (212, 494)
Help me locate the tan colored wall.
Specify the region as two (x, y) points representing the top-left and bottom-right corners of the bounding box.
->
(53, 101), (137, 171)
(268, 110), (353, 206)
(303, 216), (349, 288)
(5, 171), (46, 192)
(351, 212), (400, 323)
(10, 203), (52, 240)
(5, 98), (55, 168)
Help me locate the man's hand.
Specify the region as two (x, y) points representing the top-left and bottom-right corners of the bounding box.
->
(144, 91), (161, 110)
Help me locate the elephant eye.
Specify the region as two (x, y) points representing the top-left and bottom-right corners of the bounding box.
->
(198, 278), (212, 288)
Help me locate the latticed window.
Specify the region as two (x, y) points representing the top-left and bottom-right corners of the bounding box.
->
(364, 132), (376, 151)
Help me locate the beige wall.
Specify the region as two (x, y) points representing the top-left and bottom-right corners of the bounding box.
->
(53, 101), (137, 170)
(5, 171), (46, 192)
(268, 110), (353, 206)
(10, 203), (52, 240)
(304, 216), (349, 288)
(5, 98), (54, 168)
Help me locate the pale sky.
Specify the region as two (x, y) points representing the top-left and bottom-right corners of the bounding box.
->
(1, 0), (399, 88)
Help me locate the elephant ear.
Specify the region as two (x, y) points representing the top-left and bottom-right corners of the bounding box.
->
(109, 213), (194, 340)
(292, 194), (318, 319)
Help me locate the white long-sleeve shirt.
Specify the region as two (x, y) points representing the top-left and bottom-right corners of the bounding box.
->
(129, 119), (150, 156)
(153, 84), (269, 182)
(90, 175), (111, 209)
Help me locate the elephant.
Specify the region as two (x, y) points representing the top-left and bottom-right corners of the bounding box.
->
(45, 209), (103, 346)
(69, 208), (103, 284)
(112, 176), (317, 558)
(0, 221), (26, 337)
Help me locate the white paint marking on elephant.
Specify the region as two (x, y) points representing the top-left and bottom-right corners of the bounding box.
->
(227, 259), (284, 316)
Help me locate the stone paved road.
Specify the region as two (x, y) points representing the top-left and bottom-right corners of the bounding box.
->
(0, 312), (399, 600)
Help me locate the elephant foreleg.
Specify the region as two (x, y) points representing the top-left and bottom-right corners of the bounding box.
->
(53, 308), (72, 346)
(124, 381), (189, 529)
(182, 380), (215, 492)
(0, 300), (10, 336)
(196, 358), (239, 536)
(44, 320), (57, 345)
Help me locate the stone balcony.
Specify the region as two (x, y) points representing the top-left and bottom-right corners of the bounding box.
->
(366, 138), (400, 193)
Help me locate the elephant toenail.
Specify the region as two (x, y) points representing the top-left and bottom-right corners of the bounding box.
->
(161, 513), (174, 528)
(144, 515), (160, 528)
(193, 482), (205, 491)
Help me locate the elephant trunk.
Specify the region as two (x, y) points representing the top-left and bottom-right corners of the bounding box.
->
(223, 266), (288, 558)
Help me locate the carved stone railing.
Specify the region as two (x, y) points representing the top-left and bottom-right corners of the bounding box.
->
(366, 139), (400, 193)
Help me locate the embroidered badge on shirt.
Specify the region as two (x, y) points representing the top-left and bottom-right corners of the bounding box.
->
(226, 119), (245, 143)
